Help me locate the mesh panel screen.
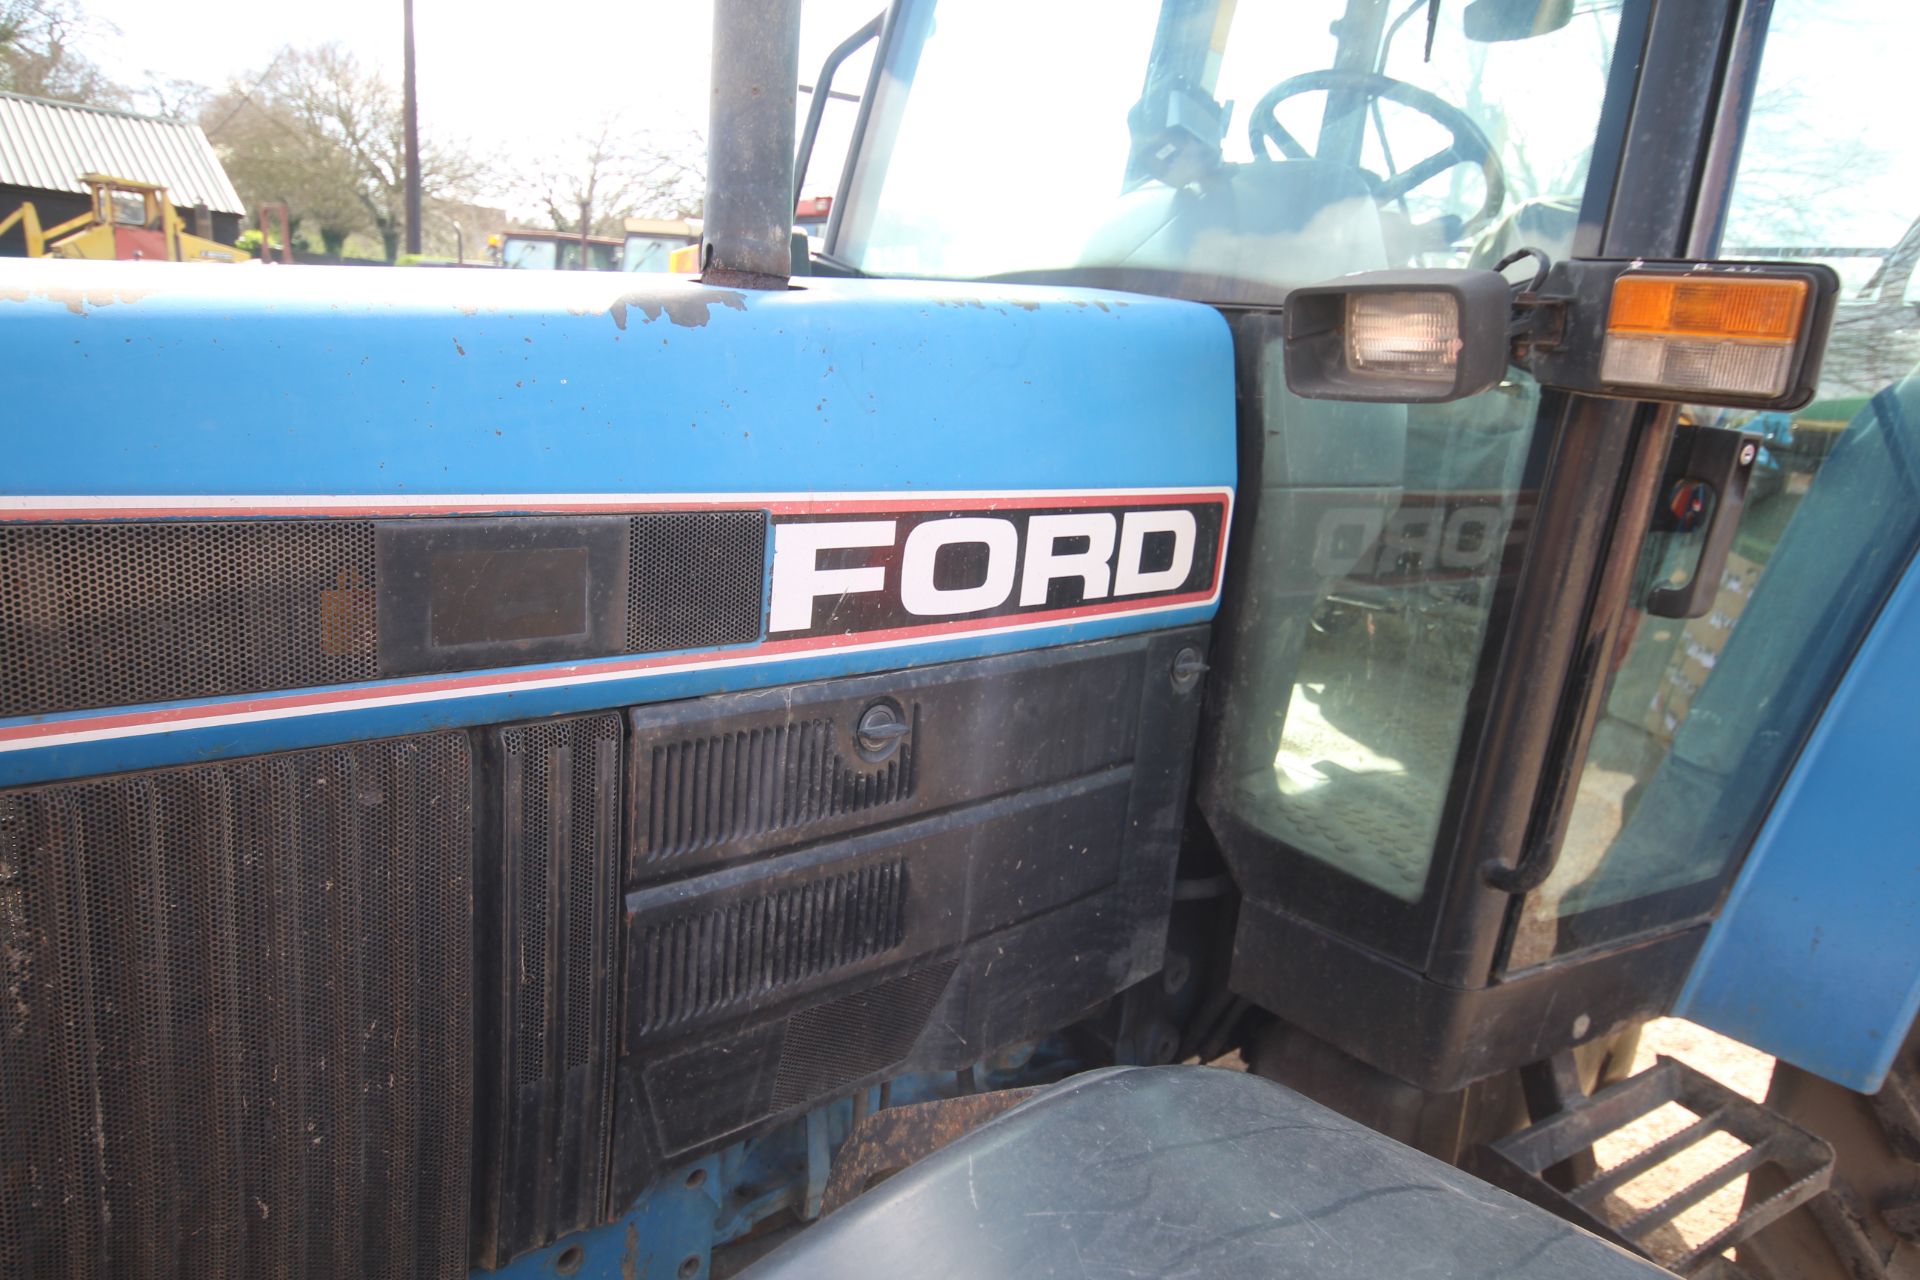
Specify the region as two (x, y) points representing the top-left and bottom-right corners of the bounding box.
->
(0, 512), (768, 719)
(627, 511), (766, 653)
(0, 733), (474, 1280)
(473, 714), (622, 1267)
(771, 960), (958, 1110)
(0, 519), (379, 718)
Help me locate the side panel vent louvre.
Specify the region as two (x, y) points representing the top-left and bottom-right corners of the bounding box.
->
(639, 711), (917, 866)
(473, 714), (622, 1270)
(0, 734), (473, 1280)
(772, 960), (959, 1110)
(632, 860), (908, 1037)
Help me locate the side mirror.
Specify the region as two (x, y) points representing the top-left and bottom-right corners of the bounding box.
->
(1463, 0), (1574, 42)
(1282, 259), (1839, 412)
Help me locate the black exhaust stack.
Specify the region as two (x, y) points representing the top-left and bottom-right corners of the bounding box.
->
(701, 0), (803, 289)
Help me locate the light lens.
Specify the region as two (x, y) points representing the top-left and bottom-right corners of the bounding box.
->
(1602, 273), (1810, 399)
(1346, 291), (1461, 382)
(1600, 335), (1793, 399)
(1608, 275), (1807, 341)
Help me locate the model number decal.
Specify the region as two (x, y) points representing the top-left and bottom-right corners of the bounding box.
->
(768, 500), (1227, 638)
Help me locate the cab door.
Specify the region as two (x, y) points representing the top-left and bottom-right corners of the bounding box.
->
(1198, 0), (1917, 1094)
(1504, 0), (1920, 1092)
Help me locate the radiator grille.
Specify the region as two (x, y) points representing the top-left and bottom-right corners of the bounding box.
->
(502, 714), (621, 1087)
(772, 960), (958, 1109)
(0, 519), (379, 718)
(0, 733), (473, 1280)
(478, 715), (621, 1268)
(632, 860), (907, 1037)
(639, 712), (917, 867)
(628, 511), (766, 653)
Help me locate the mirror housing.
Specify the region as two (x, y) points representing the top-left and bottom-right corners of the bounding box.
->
(1463, 0), (1574, 42)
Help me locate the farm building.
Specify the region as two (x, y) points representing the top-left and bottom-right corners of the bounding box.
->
(0, 91), (244, 256)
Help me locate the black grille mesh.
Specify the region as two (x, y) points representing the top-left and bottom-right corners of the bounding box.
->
(0, 734), (473, 1280)
(628, 511), (766, 654)
(0, 512), (769, 719)
(503, 715), (621, 1086)
(631, 860), (907, 1037)
(478, 715), (621, 1267)
(772, 960), (958, 1110)
(0, 519), (379, 718)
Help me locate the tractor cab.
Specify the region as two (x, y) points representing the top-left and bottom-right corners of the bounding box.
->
(623, 216), (704, 271)
(75, 174), (243, 262)
(89, 176), (170, 257)
(2, 1), (1917, 1279)
(818, 0), (1712, 1085)
(487, 226), (628, 270)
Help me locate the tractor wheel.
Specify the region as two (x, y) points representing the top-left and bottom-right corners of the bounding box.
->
(1739, 1021), (1920, 1280)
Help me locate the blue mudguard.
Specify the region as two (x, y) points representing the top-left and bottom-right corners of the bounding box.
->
(1678, 376), (1920, 1093)
(0, 261), (1235, 787)
(1677, 549), (1920, 1093)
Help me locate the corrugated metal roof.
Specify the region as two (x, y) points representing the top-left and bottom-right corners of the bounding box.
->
(0, 91), (244, 214)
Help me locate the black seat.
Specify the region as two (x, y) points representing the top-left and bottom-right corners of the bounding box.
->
(744, 1065), (1664, 1279)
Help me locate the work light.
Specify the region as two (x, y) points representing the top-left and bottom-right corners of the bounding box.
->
(1346, 291), (1463, 382)
(1283, 269), (1513, 403)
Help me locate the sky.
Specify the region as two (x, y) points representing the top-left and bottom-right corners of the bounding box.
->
(81, 0), (883, 215)
(74, 0), (1920, 276)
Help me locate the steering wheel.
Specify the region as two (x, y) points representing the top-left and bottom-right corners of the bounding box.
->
(1248, 70), (1507, 240)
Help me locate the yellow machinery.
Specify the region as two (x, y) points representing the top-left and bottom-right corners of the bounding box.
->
(0, 173), (247, 262)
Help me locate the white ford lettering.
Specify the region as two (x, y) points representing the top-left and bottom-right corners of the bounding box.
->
(766, 500), (1220, 635)
(1114, 509), (1197, 596)
(1019, 513), (1117, 606)
(901, 517), (1019, 616)
(769, 519), (896, 632)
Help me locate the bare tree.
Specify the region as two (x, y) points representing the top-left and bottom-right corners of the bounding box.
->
(530, 115), (704, 238)
(1721, 83), (1888, 249)
(208, 44), (484, 262)
(133, 72), (209, 121)
(0, 0), (124, 106)
(203, 76), (370, 256)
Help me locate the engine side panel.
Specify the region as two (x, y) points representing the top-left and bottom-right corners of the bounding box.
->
(0, 262), (1235, 1275)
(0, 264), (1234, 789)
(606, 630), (1205, 1201)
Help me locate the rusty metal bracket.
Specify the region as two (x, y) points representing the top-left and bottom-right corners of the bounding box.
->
(820, 1087), (1043, 1215)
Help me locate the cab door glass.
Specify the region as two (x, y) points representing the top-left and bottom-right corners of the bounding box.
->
(835, 0), (1634, 938)
(1511, 0), (1920, 966)
(1204, 2), (1624, 913)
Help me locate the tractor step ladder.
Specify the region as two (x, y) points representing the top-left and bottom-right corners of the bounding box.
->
(1466, 1055), (1834, 1278)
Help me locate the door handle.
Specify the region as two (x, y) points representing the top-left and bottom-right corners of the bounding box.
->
(1645, 426), (1761, 620)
